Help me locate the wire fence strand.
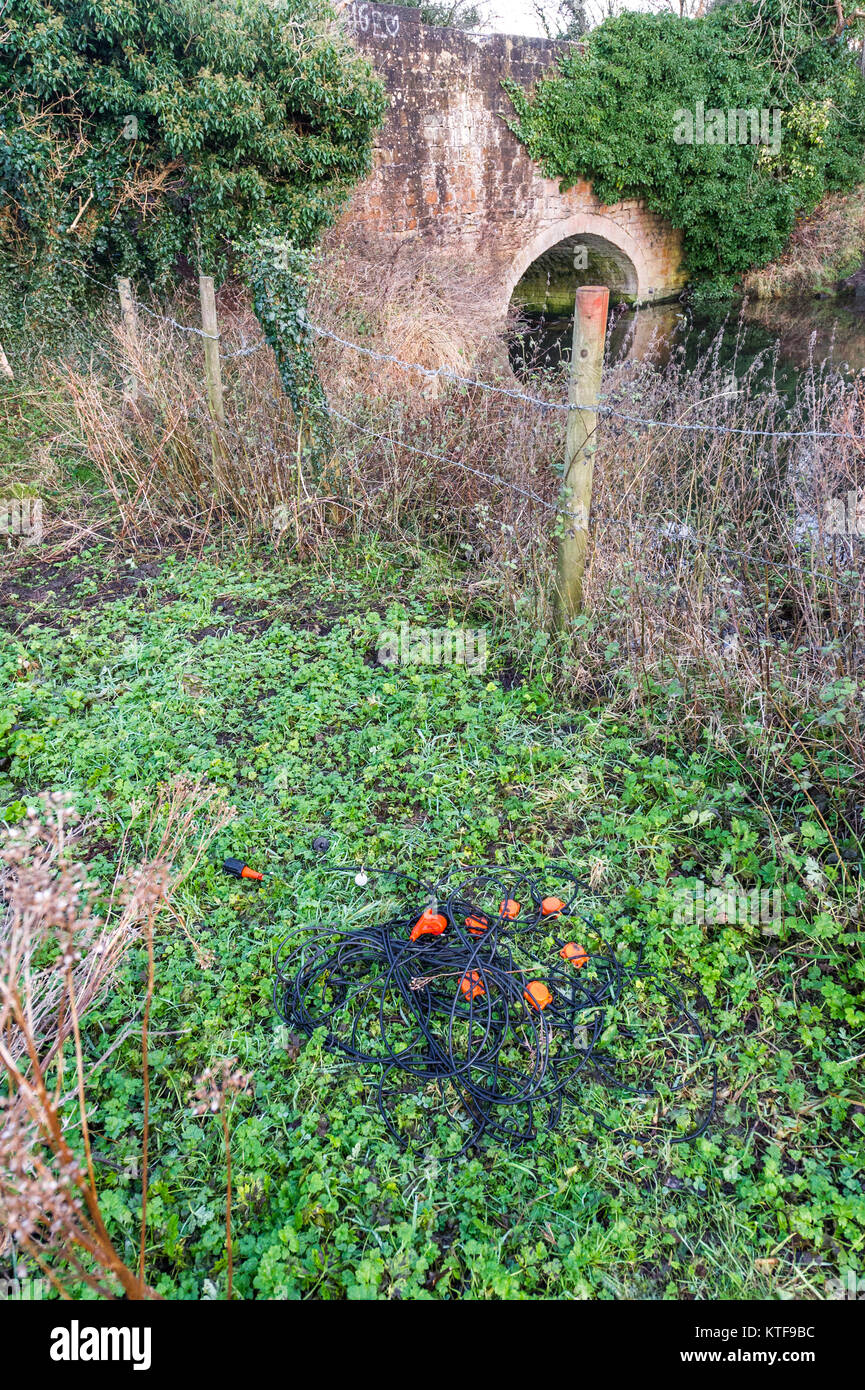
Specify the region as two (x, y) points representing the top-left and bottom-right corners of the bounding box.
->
(321, 401), (862, 586)
(45, 261), (865, 586)
(58, 261), (865, 440)
(309, 322), (865, 443)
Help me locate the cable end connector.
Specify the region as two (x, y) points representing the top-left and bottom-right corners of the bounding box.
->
(224, 857), (263, 882)
(409, 908), (447, 942)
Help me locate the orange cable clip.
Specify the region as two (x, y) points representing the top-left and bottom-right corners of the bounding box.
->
(524, 980), (553, 1010)
(560, 942), (589, 968)
(409, 907), (447, 942)
(459, 970), (485, 1001)
(541, 896), (566, 916)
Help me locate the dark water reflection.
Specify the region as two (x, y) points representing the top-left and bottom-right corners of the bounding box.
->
(511, 295), (865, 400)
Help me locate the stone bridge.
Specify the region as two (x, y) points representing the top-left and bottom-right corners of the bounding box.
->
(341, 3), (687, 314)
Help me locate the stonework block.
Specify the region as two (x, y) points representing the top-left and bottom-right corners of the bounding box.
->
(339, 4), (686, 308)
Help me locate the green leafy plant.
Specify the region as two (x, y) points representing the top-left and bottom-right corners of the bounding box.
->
(505, 2), (865, 299)
(0, 0), (385, 332)
(1, 543), (862, 1299)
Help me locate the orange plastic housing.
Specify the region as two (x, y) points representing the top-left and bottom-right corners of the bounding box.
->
(541, 896), (566, 916)
(409, 908), (447, 942)
(465, 914), (489, 937)
(560, 942), (589, 968)
(500, 899), (521, 920)
(459, 970), (485, 1001)
(524, 981), (553, 1010)
(241, 866), (263, 881)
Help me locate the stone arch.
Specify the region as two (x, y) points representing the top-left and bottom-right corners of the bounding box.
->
(345, 8), (688, 313)
(504, 212), (653, 313)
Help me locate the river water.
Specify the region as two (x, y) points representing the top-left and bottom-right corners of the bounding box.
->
(511, 295), (865, 398)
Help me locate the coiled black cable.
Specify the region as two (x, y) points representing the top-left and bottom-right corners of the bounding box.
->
(272, 863), (717, 1153)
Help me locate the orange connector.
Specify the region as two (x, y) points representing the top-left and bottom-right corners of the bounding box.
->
(224, 858), (263, 882)
(560, 942), (589, 968)
(465, 913), (489, 937)
(499, 898), (521, 920)
(459, 970), (485, 1001)
(409, 907), (447, 942)
(541, 896), (566, 916)
(524, 980), (553, 1011)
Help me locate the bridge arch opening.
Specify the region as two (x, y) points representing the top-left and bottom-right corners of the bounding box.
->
(506, 215), (655, 375)
(506, 213), (653, 318)
(511, 232), (638, 315)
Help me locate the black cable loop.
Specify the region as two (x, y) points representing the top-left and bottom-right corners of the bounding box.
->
(270, 860), (718, 1150)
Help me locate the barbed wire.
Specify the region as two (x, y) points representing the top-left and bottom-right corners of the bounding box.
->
(311, 321), (865, 443)
(325, 403), (560, 510)
(224, 339), (271, 361)
(55, 261), (865, 441)
(321, 401), (863, 585)
(59, 260), (221, 341)
(42, 262), (865, 583)
(311, 324), (572, 413)
(60, 261), (262, 359)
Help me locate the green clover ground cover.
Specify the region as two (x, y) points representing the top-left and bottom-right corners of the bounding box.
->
(1, 541), (863, 1298)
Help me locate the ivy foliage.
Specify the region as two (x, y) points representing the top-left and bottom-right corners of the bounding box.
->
(505, 1), (865, 298)
(0, 0), (385, 332)
(244, 236), (331, 461)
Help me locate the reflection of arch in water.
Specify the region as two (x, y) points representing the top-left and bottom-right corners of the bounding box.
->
(745, 300), (865, 377)
(611, 305), (683, 367)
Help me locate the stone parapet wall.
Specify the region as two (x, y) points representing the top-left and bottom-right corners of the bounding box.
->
(339, 3), (687, 309)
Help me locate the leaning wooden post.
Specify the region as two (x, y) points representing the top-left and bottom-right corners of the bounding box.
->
(117, 276), (138, 334)
(553, 283), (609, 626)
(198, 274), (225, 426)
(116, 277), (139, 400)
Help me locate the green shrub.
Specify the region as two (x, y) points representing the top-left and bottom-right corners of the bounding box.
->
(505, 2), (865, 299)
(0, 0), (385, 332)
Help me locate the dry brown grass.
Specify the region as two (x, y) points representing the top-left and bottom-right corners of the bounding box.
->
(0, 781), (235, 1297)
(313, 239), (505, 403)
(17, 246), (865, 815)
(29, 246), (511, 551)
(743, 188), (865, 299)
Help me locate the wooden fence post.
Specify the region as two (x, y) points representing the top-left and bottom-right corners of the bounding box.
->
(553, 283), (609, 626)
(198, 274), (225, 427)
(116, 277), (139, 400)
